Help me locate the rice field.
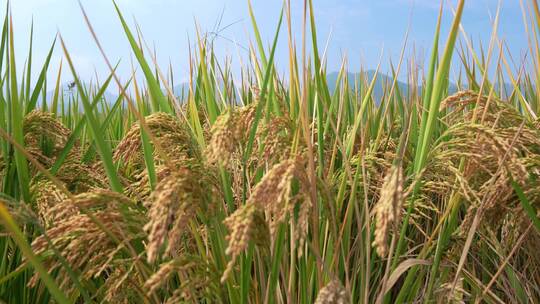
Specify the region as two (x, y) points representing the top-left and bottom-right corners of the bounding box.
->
(0, 0), (540, 303)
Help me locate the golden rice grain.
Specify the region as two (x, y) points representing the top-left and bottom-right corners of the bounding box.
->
(23, 111), (71, 156)
(144, 159), (207, 262)
(145, 256), (221, 302)
(221, 202), (258, 282)
(314, 279), (350, 304)
(114, 112), (194, 174)
(206, 103), (257, 166)
(206, 110), (236, 166)
(29, 189), (144, 298)
(372, 165), (404, 257)
(30, 177), (69, 226)
(221, 155), (311, 282)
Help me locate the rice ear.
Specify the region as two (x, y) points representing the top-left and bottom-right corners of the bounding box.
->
(114, 112), (195, 175)
(372, 165), (405, 257)
(206, 103), (257, 166)
(29, 189), (144, 296)
(314, 279), (350, 304)
(30, 177), (69, 226)
(144, 158), (207, 263)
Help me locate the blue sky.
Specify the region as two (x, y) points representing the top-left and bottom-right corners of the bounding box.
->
(3, 0), (529, 85)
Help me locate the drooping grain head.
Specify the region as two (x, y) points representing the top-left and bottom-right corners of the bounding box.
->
(442, 91), (526, 128)
(206, 102), (257, 167)
(342, 138), (400, 201)
(23, 111), (72, 171)
(101, 265), (142, 304)
(423, 92), (540, 284)
(126, 164), (172, 201)
(29, 189), (144, 298)
(500, 209), (540, 267)
(372, 165), (404, 257)
(435, 276), (468, 304)
(428, 121), (539, 233)
(56, 158), (108, 193)
(221, 155), (312, 282)
(314, 279), (350, 304)
(256, 115), (293, 165)
(221, 202), (267, 282)
(144, 158), (209, 263)
(247, 155), (311, 249)
(206, 110), (236, 166)
(114, 112), (195, 177)
(144, 255), (222, 302)
(0, 193), (39, 226)
(30, 177), (69, 226)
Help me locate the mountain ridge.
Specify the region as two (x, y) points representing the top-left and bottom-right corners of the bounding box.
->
(47, 72), (515, 108)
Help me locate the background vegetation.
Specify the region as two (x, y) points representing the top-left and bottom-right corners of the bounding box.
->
(0, 0), (539, 303)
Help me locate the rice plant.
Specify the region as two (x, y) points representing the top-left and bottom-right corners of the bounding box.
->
(0, 0), (539, 303)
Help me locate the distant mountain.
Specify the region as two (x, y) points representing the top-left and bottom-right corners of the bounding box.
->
(45, 83), (119, 107)
(41, 76), (516, 111)
(326, 70), (520, 103)
(326, 70), (427, 104)
(169, 71), (416, 104)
